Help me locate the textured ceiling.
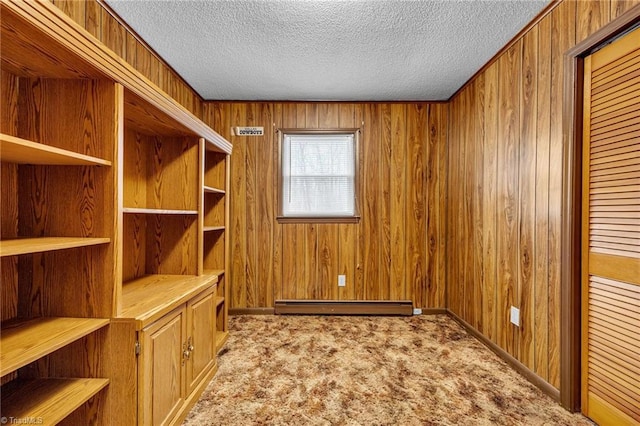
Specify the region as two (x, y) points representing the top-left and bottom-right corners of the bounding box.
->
(105, 0), (549, 101)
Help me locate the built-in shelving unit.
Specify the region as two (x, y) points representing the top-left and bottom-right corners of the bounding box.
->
(202, 142), (231, 352)
(0, 237), (111, 257)
(1, 1), (232, 424)
(119, 274), (218, 329)
(204, 226), (226, 232)
(1, 3), (117, 420)
(122, 208), (199, 215)
(1, 378), (110, 424)
(1, 318), (110, 376)
(0, 133), (112, 166)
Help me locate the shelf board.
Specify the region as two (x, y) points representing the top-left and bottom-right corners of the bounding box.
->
(1, 378), (109, 425)
(0, 133), (111, 166)
(215, 296), (225, 308)
(203, 186), (225, 195)
(0, 237), (111, 257)
(203, 226), (225, 232)
(216, 331), (229, 353)
(0, 317), (110, 376)
(120, 274), (218, 329)
(204, 269), (225, 278)
(123, 207), (198, 215)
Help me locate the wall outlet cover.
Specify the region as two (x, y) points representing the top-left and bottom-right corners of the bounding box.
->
(338, 275), (346, 287)
(510, 306), (520, 326)
(413, 308), (422, 315)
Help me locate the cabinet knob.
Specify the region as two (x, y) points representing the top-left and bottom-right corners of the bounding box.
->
(182, 343), (191, 364)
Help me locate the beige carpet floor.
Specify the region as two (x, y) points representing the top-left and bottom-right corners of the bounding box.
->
(183, 314), (593, 425)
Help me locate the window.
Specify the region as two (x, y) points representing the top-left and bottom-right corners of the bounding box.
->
(278, 129), (359, 222)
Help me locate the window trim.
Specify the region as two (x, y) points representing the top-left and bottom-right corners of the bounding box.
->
(277, 128), (361, 224)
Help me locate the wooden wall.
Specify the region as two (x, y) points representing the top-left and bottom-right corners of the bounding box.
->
(55, 0), (640, 393)
(51, 0), (202, 119)
(447, 0), (640, 390)
(203, 103), (448, 310)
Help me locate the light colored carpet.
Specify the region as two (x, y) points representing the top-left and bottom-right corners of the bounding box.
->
(183, 315), (592, 425)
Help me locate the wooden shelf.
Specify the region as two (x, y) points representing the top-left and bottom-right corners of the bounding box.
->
(203, 226), (225, 232)
(216, 296), (225, 308)
(123, 207), (198, 215)
(203, 186), (225, 195)
(2, 1), (232, 154)
(120, 274), (218, 329)
(0, 317), (110, 376)
(1, 378), (109, 425)
(204, 269), (225, 277)
(0, 237), (111, 257)
(216, 331), (229, 353)
(0, 133), (111, 166)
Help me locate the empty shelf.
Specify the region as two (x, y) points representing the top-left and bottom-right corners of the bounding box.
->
(0, 133), (111, 166)
(0, 237), (111, 257)
(1, 378), (109, 425)
(1, 317), (110, 376)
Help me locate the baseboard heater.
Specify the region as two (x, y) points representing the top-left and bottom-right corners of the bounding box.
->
(274, 300), (414, 316)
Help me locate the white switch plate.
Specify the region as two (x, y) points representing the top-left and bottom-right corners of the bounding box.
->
(510, 306), (520, 326)
(338, 275), (346, 287)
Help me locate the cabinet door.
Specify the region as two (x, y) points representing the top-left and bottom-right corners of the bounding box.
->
(139, 307), (186, 426)
(186, 287), (217, 395)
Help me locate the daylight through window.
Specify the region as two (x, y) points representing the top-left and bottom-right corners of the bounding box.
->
(279, 130), (359, 221)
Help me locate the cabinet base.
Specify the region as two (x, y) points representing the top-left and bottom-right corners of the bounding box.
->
(170, 363), (219, 426)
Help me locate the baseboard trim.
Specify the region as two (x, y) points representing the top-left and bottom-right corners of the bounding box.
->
(274, 299), (414, 316)
(229, 307), (275, 315)
(447, 310), (561, 402)
(416, 308), (448, 315)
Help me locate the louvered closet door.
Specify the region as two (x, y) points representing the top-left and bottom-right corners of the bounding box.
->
(582, 26), (640, 426)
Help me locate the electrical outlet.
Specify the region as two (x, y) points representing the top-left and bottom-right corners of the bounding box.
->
(413, 308), (422, 315)
(338, 275), (346, 287)
(510, 306), (520, 326)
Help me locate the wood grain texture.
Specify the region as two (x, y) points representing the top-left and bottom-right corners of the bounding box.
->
(1, 71), (20, 325)
(123, 130), (198, 211)
(44, 0), (217, 137)
(519, 27), (538, 372)
(549, 0), (576, 389)
(497, 42), (521, 359)
(482, 62), (499, 344)
(610, 0), (640, 18)
(444, 0), (640, 394)
(0, 317), (109, 376)
(535, 14), (552, 383)
(208, 102), (447, 309)
(577, 0), (611, 41)
(1, 378), (109, 425)
(18, 78), (115, 160)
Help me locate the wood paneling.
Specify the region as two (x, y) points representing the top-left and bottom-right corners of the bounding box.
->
(446, 0), (639, 392)
(205, 102), (447, 309)
(49, 0), (640, 398)
(52, 0), (203, 120)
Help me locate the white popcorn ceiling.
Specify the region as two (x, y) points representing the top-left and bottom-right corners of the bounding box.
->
(105, 0), (549, 101)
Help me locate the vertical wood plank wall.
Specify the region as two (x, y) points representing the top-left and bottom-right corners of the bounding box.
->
(52, 0), (640, 394)
(203, 103), (448, 310)
(447, 0), (640, 390)
(50, 0), (203, 119)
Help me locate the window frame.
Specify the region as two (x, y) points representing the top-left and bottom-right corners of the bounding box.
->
(277, 128), (361, 224)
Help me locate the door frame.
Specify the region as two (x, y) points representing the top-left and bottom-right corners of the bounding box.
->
(561, 3), (640, 412)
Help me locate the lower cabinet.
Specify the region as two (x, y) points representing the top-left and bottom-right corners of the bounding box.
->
(186, 289), (217, 395)
(136, 286), (218, 426)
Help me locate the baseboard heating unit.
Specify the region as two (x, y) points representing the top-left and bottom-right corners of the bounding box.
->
(274, 300), (414, 316)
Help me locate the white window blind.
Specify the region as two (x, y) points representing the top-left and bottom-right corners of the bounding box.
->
(281, 133), (356, 217)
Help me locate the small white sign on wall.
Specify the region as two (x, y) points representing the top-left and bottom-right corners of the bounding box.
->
(233, 126), (264, 136)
